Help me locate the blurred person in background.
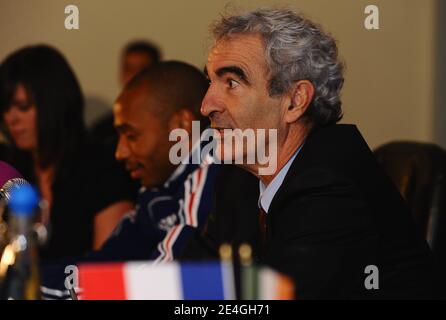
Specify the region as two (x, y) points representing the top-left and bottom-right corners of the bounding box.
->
(0, 45), (136, 261)
(89, 40), (161, 143)
(120, 40), (161, 86)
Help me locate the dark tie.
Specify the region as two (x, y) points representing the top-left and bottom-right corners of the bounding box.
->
(258, 207), (268, 258)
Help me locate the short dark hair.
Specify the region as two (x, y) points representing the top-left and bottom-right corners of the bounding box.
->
(125, 60), (209, 127)
(0, 44), (85, 169)
(123, 40), (162, 64)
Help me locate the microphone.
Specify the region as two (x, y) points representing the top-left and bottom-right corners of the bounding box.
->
(0, 161), (30, 203)
(0, 162), (49, 247)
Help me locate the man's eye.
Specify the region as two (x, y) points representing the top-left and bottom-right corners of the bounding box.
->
(228, 79), (239, 89)
(126, 134), (137, 141)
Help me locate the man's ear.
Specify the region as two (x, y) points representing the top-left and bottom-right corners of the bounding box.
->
(284, 80), (315, 124)
(168, 108), (195, 134)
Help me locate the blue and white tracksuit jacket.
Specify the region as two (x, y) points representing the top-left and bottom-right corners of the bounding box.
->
(40, 141), (219, 299)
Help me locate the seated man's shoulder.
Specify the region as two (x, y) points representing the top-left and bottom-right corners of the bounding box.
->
(285, 124), (393, 202)
(298, 124), (374, 172)
(271, 124), (398, 229)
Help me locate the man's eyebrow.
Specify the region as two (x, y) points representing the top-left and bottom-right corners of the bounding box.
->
(215, 66), (250, 84)
(114, 123), (133, 133)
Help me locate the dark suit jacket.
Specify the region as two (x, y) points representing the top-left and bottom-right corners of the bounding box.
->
(183, 124), (437, 299)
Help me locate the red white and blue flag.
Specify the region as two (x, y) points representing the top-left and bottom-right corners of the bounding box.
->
(79, 261), (235, 300)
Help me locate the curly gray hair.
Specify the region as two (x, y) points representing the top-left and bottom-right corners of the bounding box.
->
(211, 8), (344, 127)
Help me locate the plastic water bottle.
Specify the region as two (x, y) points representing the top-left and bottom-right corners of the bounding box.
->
(3, 185), (40, 300)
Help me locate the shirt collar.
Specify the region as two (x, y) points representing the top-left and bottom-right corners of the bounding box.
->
(258, 143), (304, 213)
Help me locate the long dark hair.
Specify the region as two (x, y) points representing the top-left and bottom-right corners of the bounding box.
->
(0, 44), (86, 178)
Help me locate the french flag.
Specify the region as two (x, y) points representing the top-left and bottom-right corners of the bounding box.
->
(78, 261), (235, 300)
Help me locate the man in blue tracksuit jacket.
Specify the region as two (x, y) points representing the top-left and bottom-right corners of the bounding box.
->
(39, 61), (220, 299)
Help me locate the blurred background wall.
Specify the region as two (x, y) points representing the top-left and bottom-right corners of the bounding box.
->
(0, 0), (443, 149)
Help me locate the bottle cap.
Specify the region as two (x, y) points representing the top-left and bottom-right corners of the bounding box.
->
(9, 184), (39, 217)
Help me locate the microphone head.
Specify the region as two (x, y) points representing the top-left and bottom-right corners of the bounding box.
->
(0, 161), (29, 203)
(9, 184), (39, 216)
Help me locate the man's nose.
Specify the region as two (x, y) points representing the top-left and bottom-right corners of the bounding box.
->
(200, 87), (225, 118)
(115, 136), (130, 162)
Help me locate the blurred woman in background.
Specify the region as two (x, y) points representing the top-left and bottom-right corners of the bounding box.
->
(0, 45), (136, 261)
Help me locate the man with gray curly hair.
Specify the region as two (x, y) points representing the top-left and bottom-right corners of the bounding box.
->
(200, 8), (436, 298)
